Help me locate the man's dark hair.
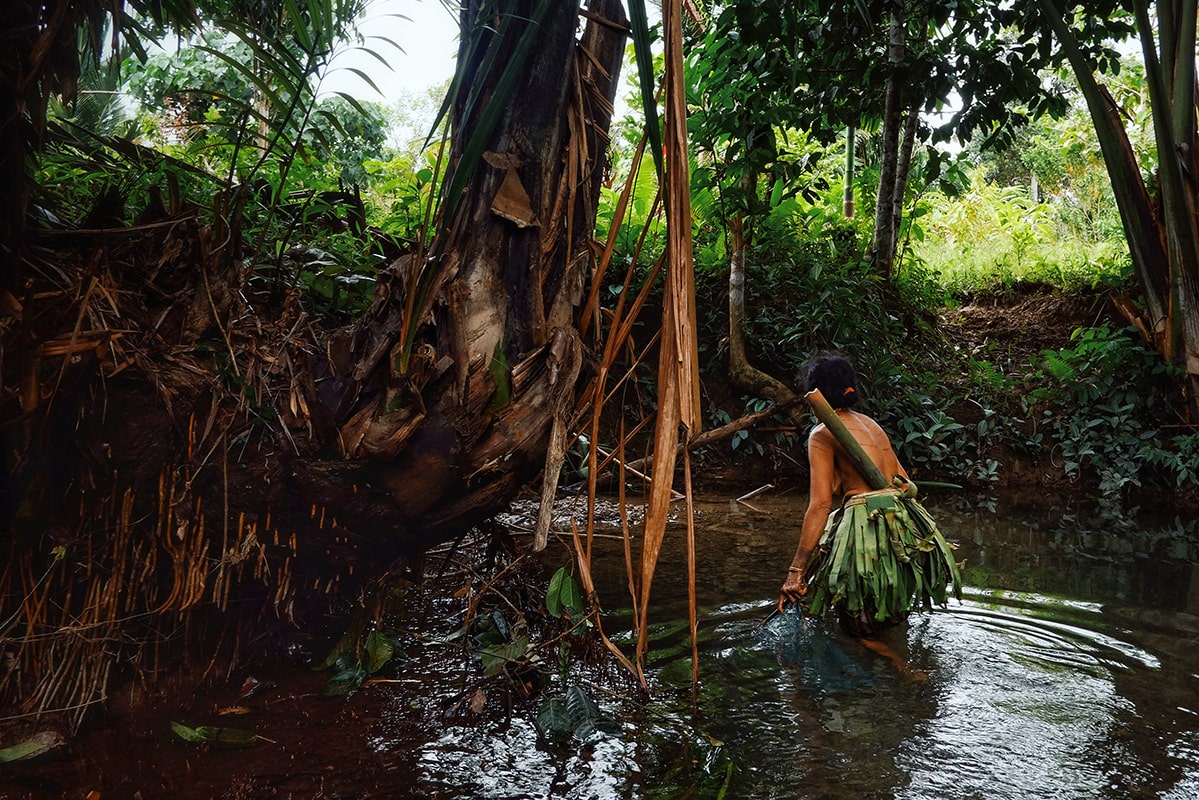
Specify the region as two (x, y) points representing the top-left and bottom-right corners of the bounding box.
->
(799, 354), (859, 409)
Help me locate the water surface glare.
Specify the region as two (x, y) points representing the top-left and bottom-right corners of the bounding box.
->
(412, 493), (1199, 799)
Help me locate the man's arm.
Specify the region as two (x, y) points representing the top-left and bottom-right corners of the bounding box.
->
(779, 428), (835, 607)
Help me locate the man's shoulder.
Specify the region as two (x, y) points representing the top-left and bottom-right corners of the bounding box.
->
(806, 423), (833, 444)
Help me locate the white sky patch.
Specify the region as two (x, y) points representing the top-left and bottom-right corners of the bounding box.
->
(321, 0), (460, 103)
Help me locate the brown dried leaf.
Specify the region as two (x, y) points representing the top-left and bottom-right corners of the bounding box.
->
(216, 705), (252, 716)
(491, 168), (538, 228)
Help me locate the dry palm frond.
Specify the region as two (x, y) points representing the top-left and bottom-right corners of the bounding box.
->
(633, 0), (700, 686)
(0, 205), (331, 729)
(560, 0), (703, 690)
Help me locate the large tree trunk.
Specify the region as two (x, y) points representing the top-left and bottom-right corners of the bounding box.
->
(329, 0), (629, 551)
(0, 0), (630, 727)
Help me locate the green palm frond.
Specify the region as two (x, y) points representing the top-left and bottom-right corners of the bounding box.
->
(627, 0), (663, 178)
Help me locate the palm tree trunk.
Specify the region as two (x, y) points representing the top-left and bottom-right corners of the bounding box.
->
(1041, 0), (1199, 413)
(1136, 0), (1199, 406)
(333, 0), (630, 551)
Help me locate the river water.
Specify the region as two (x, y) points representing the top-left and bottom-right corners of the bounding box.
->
(413, 491), (1199, 800)
(3, 491), (1196, 799)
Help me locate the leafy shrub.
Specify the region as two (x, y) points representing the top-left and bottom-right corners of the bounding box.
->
(688, 214), (1006, 482)
(1024, 325), (1191, 496)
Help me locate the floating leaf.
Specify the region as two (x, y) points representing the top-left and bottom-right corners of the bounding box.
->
(171, 722), (262, 748)
(363, 631), (395, 675)
(217, 705), (251, 716)
(170, 722), (207, 744)
(239, 675), (272, 699)
(480, 636), (529, 678)
(324, 660), (367, 697)
(0, 731), (65, 763)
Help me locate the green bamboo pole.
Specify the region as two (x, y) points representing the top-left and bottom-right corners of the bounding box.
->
(804, 389), (889, 490)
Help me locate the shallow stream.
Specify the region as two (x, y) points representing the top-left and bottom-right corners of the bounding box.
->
(416, 491), (1199, 799)
(3, 491), (1197, 799)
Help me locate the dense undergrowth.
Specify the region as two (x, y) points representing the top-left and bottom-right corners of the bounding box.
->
(679, 206), (1197, 505)
(718, 276), (1194, 505)
(36, 117), (1196, 507)
(31, 105), (1197, 511)
(27, 11), (1194, 510)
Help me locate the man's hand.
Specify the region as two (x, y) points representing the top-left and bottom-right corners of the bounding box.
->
(778, 567), (807, 611)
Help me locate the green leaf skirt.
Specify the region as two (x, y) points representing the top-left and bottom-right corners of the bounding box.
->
(804, 484), (963, 631)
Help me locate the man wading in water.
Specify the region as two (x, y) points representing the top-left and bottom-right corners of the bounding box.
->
(778, 355), (961, 665)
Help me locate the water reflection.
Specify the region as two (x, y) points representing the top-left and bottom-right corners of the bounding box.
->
(412, 493), (1199, 799)
(899, 603), (1135, 800)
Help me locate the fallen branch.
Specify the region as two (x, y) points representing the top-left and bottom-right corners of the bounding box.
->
(565, 394), (802, 492)
(594, 444), (684, 500)
(625, 393), (802, 473)
(735, 483), (774, 504)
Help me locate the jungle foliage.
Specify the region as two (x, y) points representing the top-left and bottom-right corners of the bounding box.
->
(3, 0), (1199, 737)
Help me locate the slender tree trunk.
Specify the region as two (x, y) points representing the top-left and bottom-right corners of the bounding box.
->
(843, 125), (856, 218)
(727, 202), (795, 404)
(889, 106), (919, 263)
(871, 5), (905, 277)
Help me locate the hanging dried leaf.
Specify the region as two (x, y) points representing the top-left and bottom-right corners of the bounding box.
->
(633, 0), (701, 684)
(491, 168), (539, 228)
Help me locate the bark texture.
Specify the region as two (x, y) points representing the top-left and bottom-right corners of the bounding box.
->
(870, 5), (905, 278)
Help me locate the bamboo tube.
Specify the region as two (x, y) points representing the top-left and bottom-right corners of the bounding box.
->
(804, 389), (890, 491)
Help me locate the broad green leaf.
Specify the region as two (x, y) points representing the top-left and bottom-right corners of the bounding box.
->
(546, 566), (583, 619)
(564, 684), (611, 740)
(171, 722), (261, 748)
(324, 660), (368, 696)
(536, 696), (571, 742)
(170, 721), (207, 743)
(480, 636), (529, 678)
(314, 619), (363, 670)
(363, 631), (395, 674)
